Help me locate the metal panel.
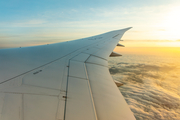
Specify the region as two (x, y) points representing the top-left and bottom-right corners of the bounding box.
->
(22, 57), (67, 89)
(82, 48), (99, 54)
(86, 63), (136, 120)
(72, 53), (90, 62)
(24, 94), (59, 120)
(69, 60), (87, 79)
(1, 94), (22, 120)
(0, 76), (60, 96)
(92, 41), (117, 59)
(0, 93), (5, 118)
(65, 77), (97, 120)
(0, 37), (97, 83)
(86, 55), (108, 67)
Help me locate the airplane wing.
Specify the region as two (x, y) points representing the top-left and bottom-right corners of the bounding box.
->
(0, 27), (136, 120)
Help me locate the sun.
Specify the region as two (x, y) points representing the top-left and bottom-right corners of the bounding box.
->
(157, 7), (180, 41)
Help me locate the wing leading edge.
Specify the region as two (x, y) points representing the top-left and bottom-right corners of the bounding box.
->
(0, 27), (135, 120)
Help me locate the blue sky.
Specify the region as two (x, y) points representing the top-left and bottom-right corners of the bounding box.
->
(0, 0), (180, 48)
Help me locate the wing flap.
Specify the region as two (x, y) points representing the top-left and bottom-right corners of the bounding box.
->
(69, 61), (87, 79)
(65, 77), (97, 120)
(85, 63), (135, 120)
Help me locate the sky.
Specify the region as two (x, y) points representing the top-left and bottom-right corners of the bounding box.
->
(0, 0), (180, 48)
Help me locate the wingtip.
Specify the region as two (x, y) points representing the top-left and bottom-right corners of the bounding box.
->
(124, 27), (133, 30)
(115, 27), (132, 32)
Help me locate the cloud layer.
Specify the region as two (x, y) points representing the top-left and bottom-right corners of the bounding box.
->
(108, 54), (180, 120)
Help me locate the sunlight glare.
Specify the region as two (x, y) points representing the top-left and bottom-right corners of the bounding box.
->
(158, 7), (180, 40)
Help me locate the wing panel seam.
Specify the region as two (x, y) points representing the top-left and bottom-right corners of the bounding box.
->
(84, 56), (98, 120)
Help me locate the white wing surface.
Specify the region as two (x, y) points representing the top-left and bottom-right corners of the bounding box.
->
(0, 27), (136, 120)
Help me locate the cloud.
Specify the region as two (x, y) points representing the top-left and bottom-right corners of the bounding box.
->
(122, 83), (180, 120)
(108, 59), (180, 120)
(109, 62), (176, 79)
